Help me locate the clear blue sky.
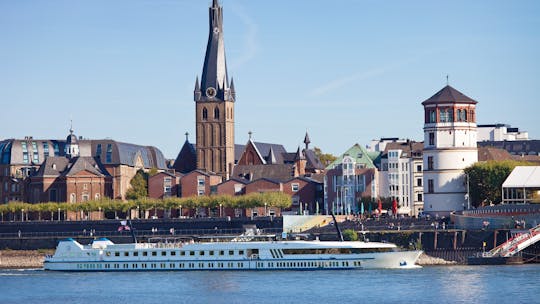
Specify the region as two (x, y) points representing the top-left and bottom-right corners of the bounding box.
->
(1, 0), (539, 158)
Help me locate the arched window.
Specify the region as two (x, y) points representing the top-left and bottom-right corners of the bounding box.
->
(70, 193), (76, 203)
(462, 110), (467, 121)
(214, 107), (220, 119)
(202, 107), (208, 120)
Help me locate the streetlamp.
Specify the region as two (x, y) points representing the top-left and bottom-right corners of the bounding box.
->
(57, 208), (61, 221)
(219, 203), (222, 217)
(21, 208), (24, 222)
(98, 207), (102, 220)
(264, 202), (267, 216)
(136, 206), (140, 219)
(179, 205), (182, 218)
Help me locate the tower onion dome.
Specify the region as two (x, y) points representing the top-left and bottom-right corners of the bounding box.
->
(66, 128), (78, 144)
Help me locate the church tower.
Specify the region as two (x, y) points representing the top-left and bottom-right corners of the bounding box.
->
(422, 85), (478, 215)
(194, 0), (235, 178)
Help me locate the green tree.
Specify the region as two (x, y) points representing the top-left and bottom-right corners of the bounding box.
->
(464, 160), (532, 207)
(342, 229), (358, 241)
(125, 170), (148, 200)
(313, 146), (337, 167)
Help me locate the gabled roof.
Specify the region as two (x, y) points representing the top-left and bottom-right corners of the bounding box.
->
(64, 157), (109, 177)
(502, 166), (540, 188)
(326, 144), (377, 170)
(34, 156), (109, 178)
(253, 142), (287, 164)
(422, 85), (477, 105)
(232, 164), (294, 182)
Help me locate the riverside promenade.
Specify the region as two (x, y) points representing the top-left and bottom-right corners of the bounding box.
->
(1, 216), (539, 266)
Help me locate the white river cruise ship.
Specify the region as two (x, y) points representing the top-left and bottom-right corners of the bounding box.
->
(44, 237), (422, 271)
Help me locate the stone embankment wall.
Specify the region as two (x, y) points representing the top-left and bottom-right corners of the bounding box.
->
(0, 250), (52, 269)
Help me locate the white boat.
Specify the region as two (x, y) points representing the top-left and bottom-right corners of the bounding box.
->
(44, 237), (422, 271)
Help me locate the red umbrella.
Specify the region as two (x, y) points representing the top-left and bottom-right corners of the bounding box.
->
(392, 199), (398, 215)
(377, 199), (382, 213)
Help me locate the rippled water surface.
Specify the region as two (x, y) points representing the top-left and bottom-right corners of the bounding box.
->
(1, 265), (539, 304)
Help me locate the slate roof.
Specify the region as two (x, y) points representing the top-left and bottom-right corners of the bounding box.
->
(34, 156), (109, 178)
(172, 141), (197, 173)
(0, 138), (167, 169)
(479, 140), (540, 155)
(304, 149), (325, 170)
(422, 85), (477, 105)
(232, 164), (294, 182)
(477, 147), (512, 162)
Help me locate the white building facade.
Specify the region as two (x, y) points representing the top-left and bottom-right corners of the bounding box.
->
(422, 85), (478, 216)
(378, 141), (424, 216)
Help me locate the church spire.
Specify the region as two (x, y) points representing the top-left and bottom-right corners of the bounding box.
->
(199, 0), (231, 102)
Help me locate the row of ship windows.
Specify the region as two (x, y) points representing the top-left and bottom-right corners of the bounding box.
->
(106, 250), (245, 257)
(76, 260), (361, 270)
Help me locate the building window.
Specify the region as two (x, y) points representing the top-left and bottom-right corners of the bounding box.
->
(82, 194), (89, 202)
(427, 156), (434, 170)
(429, 133), (434, 146)
(50, 189), (57, 202)
(417, 178), (422, 187)
(22, 142), (29, 164)
(291, 183), (299, 192)
(416, 165), (422, 172)
(95, 193), (100, 200)
(53, 142), (60, 156)
(417, 193), (423, 202)
(96, 144), (102, 158)
(427, 110), (436, 123)
(198, 189), (205, 196)
(428, 179), (434, 193)
(43, 142), (49, 158)
(202, 107), (208, 120)
(439, 108), (454, 122)
(106, 144), (113, 163)
(197, 177), (205, 186)
(70, 193), (76, 203)
(214, 107), (219, 120)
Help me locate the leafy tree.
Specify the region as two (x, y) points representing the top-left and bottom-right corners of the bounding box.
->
(313, 146), (337, 167)
(342, 229), (358, 241)
(125, 170), (148, 200)
(464, 160), (532, 207)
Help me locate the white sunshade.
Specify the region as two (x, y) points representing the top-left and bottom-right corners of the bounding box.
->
(502, 166), (540, 188)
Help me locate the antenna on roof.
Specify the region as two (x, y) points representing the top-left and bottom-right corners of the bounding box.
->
(248, 131), (252, 140)
(446, 74), (449, 86)
(185, 132), (189, 142)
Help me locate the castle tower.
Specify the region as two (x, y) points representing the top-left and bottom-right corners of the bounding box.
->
(194, 0), (235, 178)
(422, 85), (478, 215)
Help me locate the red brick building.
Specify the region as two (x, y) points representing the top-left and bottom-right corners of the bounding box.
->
(180, 170), (222, 197)
(148, 172), (182, 199)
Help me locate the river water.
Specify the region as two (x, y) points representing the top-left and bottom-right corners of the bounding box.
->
(1, 265), (538, 304)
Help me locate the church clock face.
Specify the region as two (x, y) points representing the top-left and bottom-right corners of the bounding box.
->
(206, 87), (216, 97)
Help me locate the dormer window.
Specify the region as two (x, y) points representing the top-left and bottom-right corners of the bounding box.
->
(52, 163), (57, 170)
